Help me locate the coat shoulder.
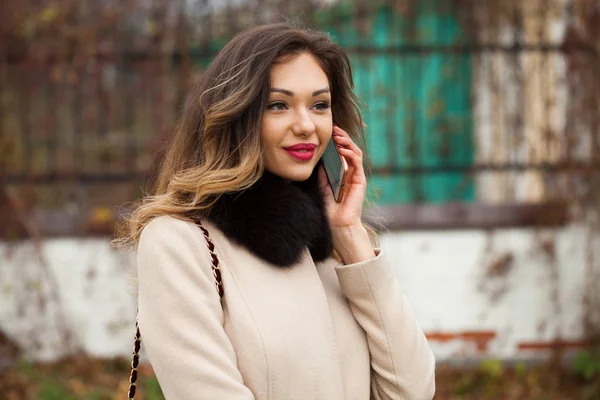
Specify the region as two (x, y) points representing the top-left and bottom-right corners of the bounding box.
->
(137, 215), (218, 284)
(140, 215), (199, 242)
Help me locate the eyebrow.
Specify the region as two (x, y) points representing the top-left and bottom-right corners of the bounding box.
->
(270, 87), (330, 97)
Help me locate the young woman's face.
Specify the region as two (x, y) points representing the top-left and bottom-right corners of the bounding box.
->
(261, 52), (333, 181)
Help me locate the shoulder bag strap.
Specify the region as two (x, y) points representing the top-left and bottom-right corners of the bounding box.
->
(127, 219), (223, 399)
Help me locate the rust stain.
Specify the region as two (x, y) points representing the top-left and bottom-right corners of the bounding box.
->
(486, 252), (514, 278)
(426, 330), (497, 353)
(518, 339), (590, 351)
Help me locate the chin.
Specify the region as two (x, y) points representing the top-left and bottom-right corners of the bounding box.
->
(270, 165), (315, 182)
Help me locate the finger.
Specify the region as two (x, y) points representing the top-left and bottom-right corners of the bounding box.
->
(333, 125), (359, 142)
(332, 125), (349, 137)
(332, 127), (361, 149)
(337, 147), (366, 180)
(333, 135), (363, 158)
(335, 140), (363, 168)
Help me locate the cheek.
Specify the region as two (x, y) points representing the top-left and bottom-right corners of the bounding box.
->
(317, 125), (332, 154)
(316, 114), (333, 135)
(260, 119), (279, 150)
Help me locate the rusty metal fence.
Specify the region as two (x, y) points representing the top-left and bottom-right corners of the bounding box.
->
(1, 0), (599, 215)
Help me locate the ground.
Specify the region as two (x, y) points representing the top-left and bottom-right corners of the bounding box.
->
(0, 355), (599, 400)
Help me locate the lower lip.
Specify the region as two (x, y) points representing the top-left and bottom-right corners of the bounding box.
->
(284, 149), (315, 161)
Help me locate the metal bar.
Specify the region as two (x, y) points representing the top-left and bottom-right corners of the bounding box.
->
(46, 64), (58, 177)
(512, 5), (525, 199)
(3, 42), (597, 65)
(96, 58), (110, 172)
(73, 65), (84, 177)
(19, 63), (32, 177)
(589, 50), (600, 165)
(461, 44), (472, 170)
(386, 10), (398, 169)
(364, 201), (569, 231)
(0, 50), (5, 178)
(5, 172), (152, 184)
(8, 160), (599, 184)
(371, 163), (600, 175)
(124, 61), (136, 174)
(412, 52), (424, 201)
(345, 43), (598, 55)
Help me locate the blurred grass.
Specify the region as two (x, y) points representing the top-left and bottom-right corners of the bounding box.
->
(1, 353), (600, 399)
(573, 349), (600, 381)
(2, 356), (163, 400)
(143, 377), (165, 400)
(38, 380), (77, 400)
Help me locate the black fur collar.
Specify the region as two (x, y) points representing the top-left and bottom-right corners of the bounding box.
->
(204, 167), (333, 268)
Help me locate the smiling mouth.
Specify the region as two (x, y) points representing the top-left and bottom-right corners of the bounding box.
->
(284, 148), (315, 161)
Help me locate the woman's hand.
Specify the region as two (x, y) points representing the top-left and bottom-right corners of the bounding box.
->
(318, 125), (375, 264)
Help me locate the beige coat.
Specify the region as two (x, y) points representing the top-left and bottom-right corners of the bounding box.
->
(136, 216), (435, 399)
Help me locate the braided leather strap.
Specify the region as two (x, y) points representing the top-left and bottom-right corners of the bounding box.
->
(127, 321), (141, 399)
(128, 219), (223, 399)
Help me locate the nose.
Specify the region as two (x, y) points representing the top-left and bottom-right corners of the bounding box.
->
(291, 109), (316, 137)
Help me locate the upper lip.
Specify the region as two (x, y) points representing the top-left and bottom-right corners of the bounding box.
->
(283, 143), (318, 151)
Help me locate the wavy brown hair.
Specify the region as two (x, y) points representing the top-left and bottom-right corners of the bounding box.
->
(115, 22), (376, 249)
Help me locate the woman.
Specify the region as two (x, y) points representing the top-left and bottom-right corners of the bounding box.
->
(119, 23), (435, 399)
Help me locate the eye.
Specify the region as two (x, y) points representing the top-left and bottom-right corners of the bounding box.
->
(312, 102), (330, 111)
(267, 101), (288, 111)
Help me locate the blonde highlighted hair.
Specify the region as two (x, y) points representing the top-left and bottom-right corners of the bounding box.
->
(114, 22), (379, 250)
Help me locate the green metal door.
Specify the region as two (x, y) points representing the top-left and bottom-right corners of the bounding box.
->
(318, 3), (474, 204)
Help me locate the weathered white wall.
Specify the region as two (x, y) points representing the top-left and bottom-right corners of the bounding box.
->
(382, 223), (595, 361)
(1, 222), (596, 362)
(0, 239), (137, 362)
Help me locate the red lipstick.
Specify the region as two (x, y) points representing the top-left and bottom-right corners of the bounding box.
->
(283, 143), (317, 161)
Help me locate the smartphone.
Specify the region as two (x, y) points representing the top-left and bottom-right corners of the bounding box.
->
(321, 136), (349, 202)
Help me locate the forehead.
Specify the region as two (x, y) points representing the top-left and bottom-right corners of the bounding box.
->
(269, 53), (329, 90)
